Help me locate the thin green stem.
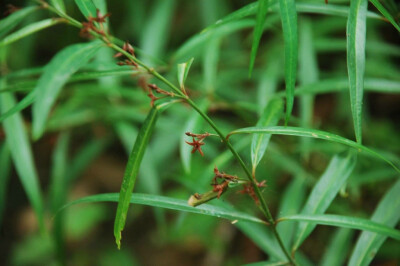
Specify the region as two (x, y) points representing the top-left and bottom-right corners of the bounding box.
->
(42, 3), (296, 265)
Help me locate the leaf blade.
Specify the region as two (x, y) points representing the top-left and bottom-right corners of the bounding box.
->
(228, 126), (400, 173)
(32, 41), (103, 140)
(74, 0), (97, 18)
(114, 107), (159, 249)
(349, 179), (400, 266)
(278, 214), (400, 241)
(279, 0), (298, 125)
(0, 6), (38, 39)
(292, 152), (357, 250)
(347, 0), (368, 143)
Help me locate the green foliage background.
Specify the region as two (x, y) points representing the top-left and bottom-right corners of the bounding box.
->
(0, 0), (399, 265)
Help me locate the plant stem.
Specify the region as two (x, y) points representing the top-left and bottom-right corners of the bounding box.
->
(43, 3), (296, 265)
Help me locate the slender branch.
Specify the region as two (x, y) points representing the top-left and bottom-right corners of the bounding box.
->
(41, 3), (297, 265)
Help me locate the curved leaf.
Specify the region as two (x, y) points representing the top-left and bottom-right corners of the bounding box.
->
(279, 0), (298, 125)
(74, 0), (97, 18)
(349, 179), (400, 266)
(60, 193), (267, 225)
(49, 0), (66, 13)
(0, 6), (38, 39)
(0, 90), (45, 233)
(278, 214), (400, 241)
(251, 98), (283, 173)
(32, 41), (103, 140)
(227, 126), (400, 173)
(347, 0), (367, 143)
(114, 107), (159, 249)
(370, 0), (400, 32)
(249, 0), (272, 77)
(292, 152), (357, 250)
(0, 19), (61, 47)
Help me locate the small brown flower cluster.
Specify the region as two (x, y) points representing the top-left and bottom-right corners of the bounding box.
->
(185, 132), (210, 156)
(80, 9), (110, 39)
(114, 42), (138, 68)
(147, 84), (175, 107)
(239, 180), (266, 204)
(211, 167), (238, 198)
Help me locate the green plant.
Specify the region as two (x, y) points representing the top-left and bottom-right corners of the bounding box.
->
(0, 0), (399, 265)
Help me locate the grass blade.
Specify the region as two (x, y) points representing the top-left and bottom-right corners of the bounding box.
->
(370, 0), (400, 32)
(0, 19), (62, 47)
(0, 6), (38, 39)
(0, 91), (35, 123)
(292, 151), (357, 250)
(74, 0), (97, 18)
(249, 0), (270, 77)
(279, 0), (298, 125)
(347, 0), (368, 143)
(61, 193), (267, 225)
(114, 107), (159, 249)
(227, 126), (400, 173)
(278, 214), (400, 241)
(32, 41), (103, 140)
(0, 91), (45, 233)
(0, 143), (11, 227)
(251, 98), (283, 174)
(321, 228), (353, 266)
(348, 179), (400, 266)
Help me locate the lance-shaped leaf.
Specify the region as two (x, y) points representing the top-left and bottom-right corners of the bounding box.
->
(32, 41), (103, 140)
(349, 179), (400, 266)
(251, 98), (283, 174)
(74, 0), (97, 18)
(0, 6), (38, 39)
(114, 107), (159, 249)
(321, 228), (353, 266)
(0, 19), (62, 47)
(177, 58), (194, 94)
(249, 0), (271, 77)
(61, 193), (267, 225)
(279, 0), (298, 125)
(292, 152), (356, 250)
(278, 214), (400, 241)
(0, 143), (11, 227)
(0, 91), (45, 233)
(227, 126), (400, 173)
(346, 0), (367, 143)
(369, 0), (400, 32)
(50, 0), (66, 13)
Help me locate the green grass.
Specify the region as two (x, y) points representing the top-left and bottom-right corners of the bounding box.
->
(0, 0), (399, 265)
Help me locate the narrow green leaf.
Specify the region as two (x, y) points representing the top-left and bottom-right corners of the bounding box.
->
(32, 41), (103, 140)
(293, 152), (356, 250)
(0, 143), (11, 227)
(49, 0), (66, 13)
(370, 0), (400, 32)
(347, 0), (367, 144)
(349, 179), (400, 266)
(0, 91), (35, 123)
(177, 57), (194, 92)
(251, 98), (283, 174)
(114, 107), (159, 249)
(0, 91), (45, 233)
(49, 132), (70, 263)
(244, 261), (288, 266)
(249, 0), (271, 77)
(228, 126), (400, 173)
(321, 228), (353, 266)
(0, 19), (62, 47)
(278, 214), (400, 241)
(0, 6), (38, 39)
(74, 0), (97, 18)
(61, 193), (267, 225)
(279, 0), (298, 125)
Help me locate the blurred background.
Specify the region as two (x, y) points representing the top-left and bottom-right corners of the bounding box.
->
(0, 0), (399, 265)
